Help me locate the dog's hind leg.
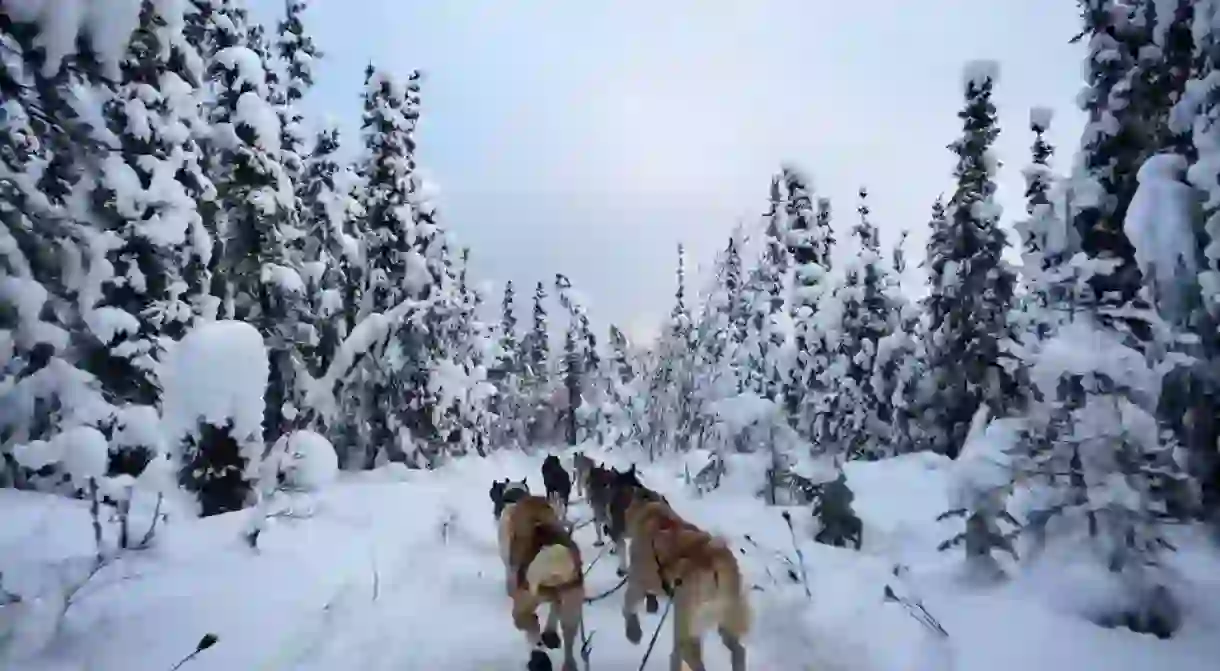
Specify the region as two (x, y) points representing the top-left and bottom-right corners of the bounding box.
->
(558, 590), (582, 671)
(719, 626), (747, 671)
(512, 591), (544, 647)
(671, 609), (706, 671)
(540, 598), (561, 650)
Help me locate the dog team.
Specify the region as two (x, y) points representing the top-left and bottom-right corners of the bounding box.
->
(488, 451), (751, 671)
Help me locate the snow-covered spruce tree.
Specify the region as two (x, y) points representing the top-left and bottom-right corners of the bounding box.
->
(781, 166), (833, 440)
(922, 61), (1018, 459)
(669, 244), (699, 451)
(350, 65), (440, 467)
(1013, 107), (1073, 340)
(872, 230), (925, 455)
(826, 188), (893, 460)
(0, 13), (120, 491)
(294, 126), (358, 391)
(1169, 0), (1220, 525)
(1070, 0), (1152, 328)
(521, 280), (554, 443)
(601, 324), (645, 448)
(428, 246), (494, 459)
(690, 231), (750, 452)
(554, 273), (600, 446)
(206, 33), (305, 452)
(737, 174), (794, 405)
(490, 280), (525, 448)
(273, 0), (319, 192)
(85, 0), (220, 479)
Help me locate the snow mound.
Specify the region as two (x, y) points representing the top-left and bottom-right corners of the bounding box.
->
(160, 320), (269, 444)
(280, 430), (338, 490)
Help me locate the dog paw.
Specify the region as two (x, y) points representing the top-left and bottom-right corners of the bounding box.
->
(541, 630), (561, 650)
(625, 614), (642, 644)
(592, 540), (604, 547)
(645, 594), (659, 613)
(527, 649), (553, 671)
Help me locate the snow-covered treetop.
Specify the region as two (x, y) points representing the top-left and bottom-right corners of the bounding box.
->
(1030, 106), (1054, 131)
(962, 59), (1000, 91)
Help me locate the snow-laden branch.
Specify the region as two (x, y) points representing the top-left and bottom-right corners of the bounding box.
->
(303, 294), (443, 423)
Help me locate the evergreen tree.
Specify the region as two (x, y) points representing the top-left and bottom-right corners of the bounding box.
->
(0, 10), (120, 490)
(207, 31), (302, 445)
(825, 188), (892, 459)
(923, 61), (1017, 459)
(1070, 0), (1151, 323)
(350, 65), (435, 467)
(781, 166), (832, 435)
(491, 280), (526, 448)
(87, 0), (218, 477)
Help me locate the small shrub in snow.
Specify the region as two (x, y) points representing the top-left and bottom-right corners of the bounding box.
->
(811, 471), (863, 550)
(937, 405), (1021, 582)
(179, 420), (256, 517)
(163, 321), (269, 517)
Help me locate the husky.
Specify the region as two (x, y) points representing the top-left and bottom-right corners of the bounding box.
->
(619, 489), (750, 671)
(584, 462), (621, 549)
(491, 482), (585, 671)
(541, 454), (572, 521)
(605, 465), (651, 574)
(489, 477), (529, 521)
(572, 451), (596, 498)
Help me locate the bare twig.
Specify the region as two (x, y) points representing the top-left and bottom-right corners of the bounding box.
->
(169, 633), (218, 670)
(88, 478), (104, 565)
(782, 511), (812, 599)
(136, 494), (165, 549)
(371, 554), (380, 602)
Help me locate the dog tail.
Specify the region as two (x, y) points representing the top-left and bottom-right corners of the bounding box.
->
(526, 544), (578, 596)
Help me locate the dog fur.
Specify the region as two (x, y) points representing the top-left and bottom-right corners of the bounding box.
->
(541, 454), (572, 521)
(584, 462), (616, 548)
(494, 488), (585, 671)
(572, 451), (595, 498)
(489, 477), (529, 521)
(605, 465), (650, 575)
(620, 492), (750, 671)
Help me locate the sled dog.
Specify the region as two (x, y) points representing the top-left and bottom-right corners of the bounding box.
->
(541, 454), (572, 521)
(620, 489), (750, 671)
(491, 483), (585, 671)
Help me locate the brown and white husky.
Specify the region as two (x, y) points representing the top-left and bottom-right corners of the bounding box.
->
(491, 479), (585, 671)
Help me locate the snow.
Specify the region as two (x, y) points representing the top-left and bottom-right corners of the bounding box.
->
(5, 0), (143, 79)
(4, 445), (1217, 670)
(279, 430), (339, 490)
(962, 59), (1000, 91)
(1030, 106), (1054, 131)
(54, 425), (110, 486)
(235, 91), (283, 155)
(160, 320), (269, 446)
(1131, 153), (1201, 321)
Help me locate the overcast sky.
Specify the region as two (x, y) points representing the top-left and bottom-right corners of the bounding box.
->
(250, 0), (1086, 345)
